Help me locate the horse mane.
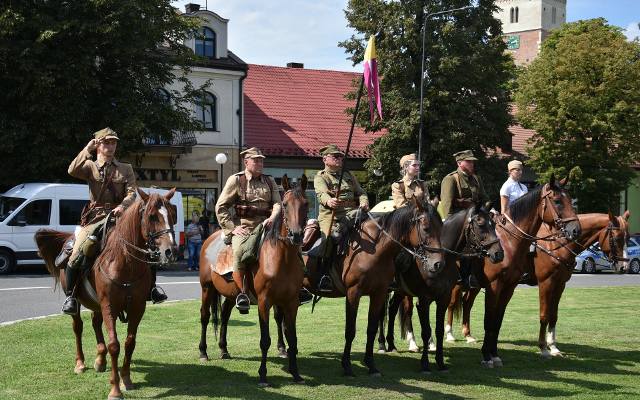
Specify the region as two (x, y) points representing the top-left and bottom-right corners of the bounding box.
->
(100, 197), (146, 264)
(377, 203), (438, 241)
(509, 185), (543, 224)
(264, 186), (306, 245)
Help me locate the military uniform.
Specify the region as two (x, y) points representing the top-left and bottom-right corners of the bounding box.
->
(392, 153), (429, 209)
(314, 145), (369, 238)
(439, 150), (488, 219)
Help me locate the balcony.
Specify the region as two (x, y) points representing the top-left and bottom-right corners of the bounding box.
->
(143, 131), (197, 153)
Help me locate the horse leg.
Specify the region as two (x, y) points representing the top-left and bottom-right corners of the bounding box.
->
(341, 286), (361, 377)
(490, 284), (517, 367)
(72, 313), (86, 374)
(274, 305), (288, 358)
(434, 298), (449, 371)
(445, 285), (459, 342)
(363, 291), (386, 376)
(257, 297), (272, 387)
(462, 288), (480, 343)
(102, 309), (123, 400)
(92, 312), (107, 373)
(415, 297), (432, 373)
(376, 294), (388, 353)
(547, 280), (567, 357)
(282, 303), (304, 383)
(481, 285), (499, 367)
(219, 297), (234, 359)
(538, 278), (553, 358)
(405, 297), (421, 352)
(120, 310), (144, 392)
(199, 285), (213, 361)
(384, 292), (403, 353)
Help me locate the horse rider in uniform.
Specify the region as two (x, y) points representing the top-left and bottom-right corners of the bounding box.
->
(392, 153), (430, 208)
(63, 127), (167, 315)
(314, 144), (369, 292)
(439, 149), (489, 289)
(215, 147), (282, 312)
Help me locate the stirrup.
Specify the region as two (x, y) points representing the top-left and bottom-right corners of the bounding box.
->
(236, 293), (250, 314)
(318, 274), (333, 293)
(62, 296), (79, 316)
(468, 275), (480, 289)
(151, 286), (168, 304)
(299, 288), (313, 305)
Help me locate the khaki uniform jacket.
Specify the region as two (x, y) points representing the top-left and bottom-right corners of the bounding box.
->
(215, 171), (282, 236)
(314, 168), (369, 233)
(439, 167), (488, 218)
(391, 176), (429, 209)
(68, 148), (137, 211)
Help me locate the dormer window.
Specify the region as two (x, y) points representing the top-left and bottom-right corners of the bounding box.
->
(195, 27), (216, 59)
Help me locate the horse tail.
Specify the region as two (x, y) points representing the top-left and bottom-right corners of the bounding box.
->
(211, 290), (221, 342)
(399, 295), (409, 340)
(34, 229), (71, 290)
(452, 288), (463, 321)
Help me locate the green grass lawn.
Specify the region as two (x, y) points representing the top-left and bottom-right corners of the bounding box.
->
(1, 286), (639, 400)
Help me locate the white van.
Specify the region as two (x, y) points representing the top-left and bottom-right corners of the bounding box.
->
(0, 183), (184, 274)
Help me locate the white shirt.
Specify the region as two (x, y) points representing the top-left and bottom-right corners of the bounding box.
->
(500, 177), (528, 205)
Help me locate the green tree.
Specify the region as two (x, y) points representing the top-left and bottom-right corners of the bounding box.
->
(340, 0), (515, 202)
(515, 19), (640, 212)
(0, 0), (204, 189)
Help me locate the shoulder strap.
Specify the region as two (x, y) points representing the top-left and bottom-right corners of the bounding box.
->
(453, 173), (463, 199)
(96, 168), (116, 204)
(237, 174), (248, 203)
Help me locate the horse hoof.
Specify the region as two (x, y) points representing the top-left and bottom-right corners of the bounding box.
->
(549, 346), (562, 356)
(293, 376), (305, 384)
(94, 361), (106, 373)
(108, 396), (124, 400)
(120, 381), (134, 391)
(465, 336), (477, 344)
(540, 350), (551, 359)
(258, 381), (270, 388)
(278, 350), (288, 359)
(480, 359), (494, 368)
(74, 365), (86, 374)
(427, 344), (436, 352)
(491, 357), (503, 367)
(220, 353), (232, 360)
(387, 347), (398, 353)
(445, 334), (456, 342)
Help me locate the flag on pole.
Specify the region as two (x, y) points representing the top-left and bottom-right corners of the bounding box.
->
(363, 36), (382, 123)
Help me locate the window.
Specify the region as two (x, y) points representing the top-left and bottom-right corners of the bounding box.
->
(195, 27), (216, 59)
(515, 7), (519, 23)
(552, 7), (557, 24)
(0, 196), (25, 222)
(196, 91), (217, 130)
(510, 7), (514, 23)
(9, 199), (51, 226)
(59, 200), (89, 225)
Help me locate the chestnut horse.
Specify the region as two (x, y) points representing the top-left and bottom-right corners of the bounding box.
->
(299, 201), (444, 376)
(445, 211), (629, 355)
(378, 204), (504, 372)
(35, 189), (177, 400)
(198, 175), (308, 386)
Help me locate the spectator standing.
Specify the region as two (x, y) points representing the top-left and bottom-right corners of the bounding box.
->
(186, 211), (203, 271)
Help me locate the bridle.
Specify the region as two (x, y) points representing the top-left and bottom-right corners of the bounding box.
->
(456, 211), (501, 258)
(119, 202), (176, 264)
(601, 220), (628, 264)
(279, 189), (307, 245)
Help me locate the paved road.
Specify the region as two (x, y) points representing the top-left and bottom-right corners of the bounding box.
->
(1, 264), (639, 325)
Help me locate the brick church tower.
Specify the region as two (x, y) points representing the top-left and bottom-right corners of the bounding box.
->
(494, 0), (567, 65)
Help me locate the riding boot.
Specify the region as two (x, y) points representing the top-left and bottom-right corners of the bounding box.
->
(233, 270), (250, 314)
(61, 264), (81, 315)
(460, 260), (479, 290)
(298, 287), (313, 305)
(148, 267), (168, 304)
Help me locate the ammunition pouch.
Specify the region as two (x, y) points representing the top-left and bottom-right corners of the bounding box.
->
(234, 205), (272, 218)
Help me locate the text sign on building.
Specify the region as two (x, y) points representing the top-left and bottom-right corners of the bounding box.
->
(506, 35), (520, 50)
(135, 169), (217, 183)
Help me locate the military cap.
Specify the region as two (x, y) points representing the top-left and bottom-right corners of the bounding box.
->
(240, 147), (266, 159)
(453, 149), (477, 161)
(399, 153), (418, 168)
(320, 144), (345, 156)
(507, 159), (523, 171)
(94, 127), (119, 141)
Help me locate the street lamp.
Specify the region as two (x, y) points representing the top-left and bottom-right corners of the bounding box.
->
(215, 152), (228, 200)
(417, 5), (474, 176)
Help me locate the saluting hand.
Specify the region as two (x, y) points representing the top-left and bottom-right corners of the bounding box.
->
(86, 139), (98, 152)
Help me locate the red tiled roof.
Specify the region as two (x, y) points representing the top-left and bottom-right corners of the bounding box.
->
(508, 104), (536, 155)
(243, 64), (383, 158)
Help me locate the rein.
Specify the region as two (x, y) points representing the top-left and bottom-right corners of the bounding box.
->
(446, 212), (500, 259)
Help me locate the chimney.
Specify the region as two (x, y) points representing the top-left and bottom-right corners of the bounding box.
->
(286, 62), (304, 69)
(185, 3), (201, 13)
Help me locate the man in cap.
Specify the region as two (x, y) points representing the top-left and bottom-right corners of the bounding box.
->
(439, 149), (489, 289)
(314, 144), (369, 292)
(63, 127), (167, 315)
(215, 147), (282, 312)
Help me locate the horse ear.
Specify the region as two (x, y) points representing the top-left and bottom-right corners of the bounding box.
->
(164, 187), (176, 201)
(300, 174), (308, 191)
(623, 210), (630, 220)
(137, 187), (149, 202)
(608, 210), (616, 223)
(413, 195), (424, 212)
(484, 201), (492, 211)
(281, 174), (290, 191)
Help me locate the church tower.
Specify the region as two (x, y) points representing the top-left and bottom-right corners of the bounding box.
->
(494, 0), (567, 65)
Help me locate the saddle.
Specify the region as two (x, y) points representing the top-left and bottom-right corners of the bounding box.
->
(205, 231), (267, 283)
(55, 216), (115, 269)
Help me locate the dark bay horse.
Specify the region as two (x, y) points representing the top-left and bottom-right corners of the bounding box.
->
(445, 211), (629, 355)
(478, 177), (580, 367)
(198, 175), (308, 386)
(35, 189), (177, 400)
(378, 204), (504, 372)
(300, 201), (445, 376)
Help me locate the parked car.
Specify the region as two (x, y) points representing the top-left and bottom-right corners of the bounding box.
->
(624, 236), (640, 274)
(0, 183), (184, 274)
(574, 243), (612, 273)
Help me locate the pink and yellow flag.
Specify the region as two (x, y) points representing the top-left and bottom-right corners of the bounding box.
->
(363, 36), (382, 123)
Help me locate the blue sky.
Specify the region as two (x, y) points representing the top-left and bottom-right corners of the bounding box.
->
(172, 0), (640, 72)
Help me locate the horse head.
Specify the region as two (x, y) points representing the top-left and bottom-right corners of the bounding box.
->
(409, 198), (445, 275)
(137, 188), (178, 265)
(599, 210), (630, 273)
(540, 174), (581, 241)
(466, 202), (504, 264)
(280, 174), (309, 246)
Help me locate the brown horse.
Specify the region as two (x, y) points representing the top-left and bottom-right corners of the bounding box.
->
(445, 211), (629, 353)
(198, 175), (308, 386)
(35, 189), (177, 400)
(300, 201), (444, 376)
(378, 204), (504, 372)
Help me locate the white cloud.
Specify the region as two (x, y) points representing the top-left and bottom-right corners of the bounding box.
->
(624, 22), (640, 41)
